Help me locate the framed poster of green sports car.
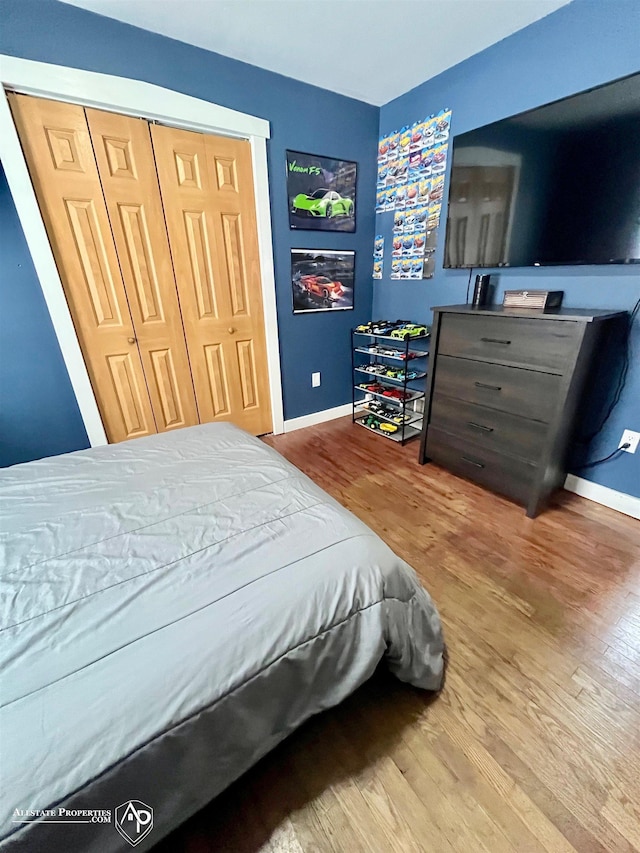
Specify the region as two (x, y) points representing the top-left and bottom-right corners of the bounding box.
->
(286, 150), (357, 232)
(292, 249), (355, 313)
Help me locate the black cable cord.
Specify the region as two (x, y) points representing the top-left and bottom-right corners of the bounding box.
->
(465, 268), (473, 304)
(577, 443), (630, 469)
(580, 294), (640, 444)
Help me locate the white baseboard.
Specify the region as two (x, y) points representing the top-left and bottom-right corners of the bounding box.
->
(283, 403), (352, 433)
(564, 474), (640, 520)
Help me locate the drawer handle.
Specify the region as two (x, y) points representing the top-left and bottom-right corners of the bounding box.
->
(468, 421), (494, 432)
(474, 381), (502, 391)
(462, 456), (485, 469)
(481, 337), (511, 345)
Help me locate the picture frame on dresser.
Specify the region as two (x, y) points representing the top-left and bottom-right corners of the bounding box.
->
(419, 305), (627, 517)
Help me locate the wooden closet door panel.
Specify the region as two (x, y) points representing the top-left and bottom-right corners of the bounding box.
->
(86, 108), (200, 432)
(150, 124), (272, 435)
(8, 93), (157, 444)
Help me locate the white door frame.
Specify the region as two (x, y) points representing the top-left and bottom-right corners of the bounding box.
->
(0, 55), (285, 444)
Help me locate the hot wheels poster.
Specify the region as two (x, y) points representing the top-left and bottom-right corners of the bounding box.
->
(378, 133), (391, 163)
(287, 150), (357, 233)
(411, 207), (429, 233)
(422, 116), (437, 149)
(410, 119), (427, 153)
(405, 182), (419, 208)
(375, 108), (451, 282)
(431, 143), (448, 175)
(434, 109), (452, 143)
(398, 126), (412, 158)
(430, 175), (445, 204)
(373, 235), (384, 280)
(410, 259), (424, 279)
(387, 131), (400, 161)
(428, 202), (443, 230)
(384, 187), (397, 211)
(417, 178), (431, 206)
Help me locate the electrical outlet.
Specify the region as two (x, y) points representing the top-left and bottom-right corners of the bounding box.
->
(312, 372), (321, 388)
(619, 429), (640, 453)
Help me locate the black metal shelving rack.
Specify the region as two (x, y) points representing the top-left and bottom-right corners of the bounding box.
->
(351, 329), (429, 445)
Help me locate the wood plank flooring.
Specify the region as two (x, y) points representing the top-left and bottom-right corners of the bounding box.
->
(155, 417), (640, 853)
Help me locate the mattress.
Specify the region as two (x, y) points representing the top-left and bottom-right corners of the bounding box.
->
(0, 423), (443, 852)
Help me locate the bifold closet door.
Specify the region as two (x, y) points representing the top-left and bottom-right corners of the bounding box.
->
(150, 124), (273, 435)
(8, 93), (157, 443)
(85, 108), (199, 433)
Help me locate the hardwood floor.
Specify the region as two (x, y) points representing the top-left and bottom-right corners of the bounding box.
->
(156, 417), (640, 853)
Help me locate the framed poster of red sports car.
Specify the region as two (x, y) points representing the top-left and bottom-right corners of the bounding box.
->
(287, 150), (357, 233)
(291, 249), (355, 313)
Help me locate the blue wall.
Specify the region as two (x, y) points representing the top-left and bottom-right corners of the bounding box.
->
(0, 163), (89, 465)
(0, 0), (378, 465)
(376, 0), (640, 499)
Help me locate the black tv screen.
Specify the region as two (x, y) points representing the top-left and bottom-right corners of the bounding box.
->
(444, 72), (640, 268)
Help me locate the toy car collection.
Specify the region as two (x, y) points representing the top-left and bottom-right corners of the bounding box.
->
(354, 320), (429, 339)
(358, 363), (423, 381)
(363, 401), (414, 424)
(353, 321), (428, 444)
(357, 344), (419, 360)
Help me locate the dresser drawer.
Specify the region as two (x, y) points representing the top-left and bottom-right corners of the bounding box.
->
(430, 394), (548, 462)
(426, 426), (537, 505)
(433, 355), (561, 423)
(438, 313), (578, 373)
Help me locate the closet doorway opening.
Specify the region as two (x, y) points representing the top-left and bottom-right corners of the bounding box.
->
(0, 56), (284, 444)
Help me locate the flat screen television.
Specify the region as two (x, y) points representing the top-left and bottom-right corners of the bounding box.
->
(444, 72), (640, 268)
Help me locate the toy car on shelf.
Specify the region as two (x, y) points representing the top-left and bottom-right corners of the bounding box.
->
(366, 401), (413, 424)
(384, 367), (404, 380)
(358, 382), (386, 394)
(355, 320), (426, 339)
(388, 410), (413, 424)
(383, 388), (411, 400)
(390, 323), (429, 340)
(369, 321), (398, 336)
(361, 414), (398, 434)
(366, 401), (387, 416)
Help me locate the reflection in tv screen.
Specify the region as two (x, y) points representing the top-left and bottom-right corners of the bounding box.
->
(444, 72), (640, 268)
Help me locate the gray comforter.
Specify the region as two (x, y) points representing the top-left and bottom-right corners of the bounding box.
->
(0, 423), (443, 852)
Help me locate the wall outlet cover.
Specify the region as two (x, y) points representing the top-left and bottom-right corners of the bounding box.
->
(312, 372), (321, 388)
(619, 429), (640, 453)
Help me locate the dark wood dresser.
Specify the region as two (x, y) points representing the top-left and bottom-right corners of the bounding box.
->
(419, 304), (626, 517)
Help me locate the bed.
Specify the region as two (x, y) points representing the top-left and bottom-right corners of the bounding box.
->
(0, 423), (444, 852)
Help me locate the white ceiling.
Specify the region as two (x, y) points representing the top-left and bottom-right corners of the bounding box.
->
(60, 0), (571, 106)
